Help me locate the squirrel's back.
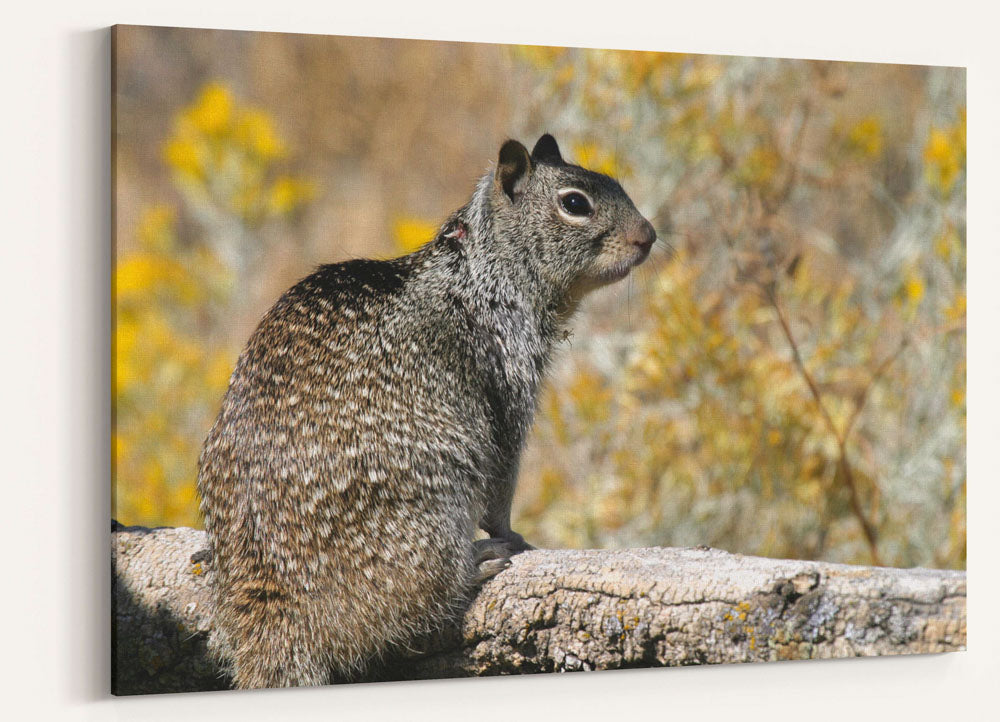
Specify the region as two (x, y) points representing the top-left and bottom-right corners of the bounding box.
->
(200, 254), (495, 685)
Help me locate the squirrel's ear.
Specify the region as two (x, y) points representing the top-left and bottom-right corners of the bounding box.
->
(495, 139), (533, 201)
(531, 134), (563, 164)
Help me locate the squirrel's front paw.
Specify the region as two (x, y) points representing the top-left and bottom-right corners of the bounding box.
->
(472, 533), (537, 583)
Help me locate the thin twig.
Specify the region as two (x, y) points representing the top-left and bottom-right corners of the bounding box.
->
(766, 285), (883, 566)
(842, 337), (909, 443)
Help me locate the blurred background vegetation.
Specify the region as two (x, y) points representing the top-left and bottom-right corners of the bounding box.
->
(113, 26), (965, 569)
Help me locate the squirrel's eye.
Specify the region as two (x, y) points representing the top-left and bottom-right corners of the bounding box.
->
(560, 192), (592, 217)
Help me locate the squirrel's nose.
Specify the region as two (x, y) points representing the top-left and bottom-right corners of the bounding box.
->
(631, 218), (657, 252)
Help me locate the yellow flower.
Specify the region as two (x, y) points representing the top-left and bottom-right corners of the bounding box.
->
(115, 254), (167, 297)
(185, 82), (233, 135)
(573, 142), (625, 177)
(114, 252), (199, 304)
(903, 270), (925, 304)
(393, 217), (438, 254)
(163, 137), (203, 179)
(114, 318), (139, 393)
(945, 293), (966, 322)
(924, 113), (966, 193)
(235, 109), (285, 159)
(847, 116), (883, 158)
(268, 176), (316, 215)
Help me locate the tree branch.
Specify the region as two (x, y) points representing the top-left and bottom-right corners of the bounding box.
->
(112, 522), (966, 695)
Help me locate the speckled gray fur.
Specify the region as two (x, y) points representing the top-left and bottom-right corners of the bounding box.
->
(197, 135), (656, 689)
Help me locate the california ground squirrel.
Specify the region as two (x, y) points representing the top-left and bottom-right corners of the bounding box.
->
(197, 134), (656, 689)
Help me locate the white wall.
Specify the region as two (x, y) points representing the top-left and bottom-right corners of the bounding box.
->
(2, 1), (996, 720)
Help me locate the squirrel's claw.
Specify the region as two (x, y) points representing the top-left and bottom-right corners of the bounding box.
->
(472, 538), (516, 583)
(475, 557), (512, 584)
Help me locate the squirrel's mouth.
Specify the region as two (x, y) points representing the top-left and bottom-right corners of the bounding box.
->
(588, 246), (651, 284)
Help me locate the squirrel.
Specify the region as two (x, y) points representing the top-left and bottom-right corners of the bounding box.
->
(197, 134), (657, 689)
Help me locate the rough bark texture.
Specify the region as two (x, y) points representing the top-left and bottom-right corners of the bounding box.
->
(111, 522), (966, 695)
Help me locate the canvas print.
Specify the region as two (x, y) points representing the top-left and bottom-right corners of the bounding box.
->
(111, 24), (967, 695)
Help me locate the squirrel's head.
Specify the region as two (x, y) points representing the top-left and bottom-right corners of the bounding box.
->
(487, 134), (656, 294)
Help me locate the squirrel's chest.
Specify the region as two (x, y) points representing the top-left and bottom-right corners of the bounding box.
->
(469, 315), (549, 456)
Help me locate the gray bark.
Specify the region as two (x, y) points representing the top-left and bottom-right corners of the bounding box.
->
(111, 522), (966, 695)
